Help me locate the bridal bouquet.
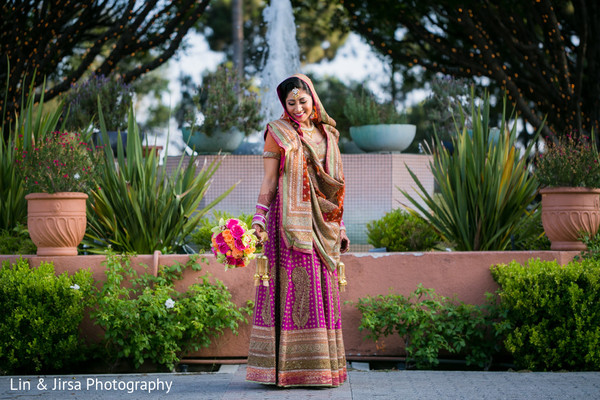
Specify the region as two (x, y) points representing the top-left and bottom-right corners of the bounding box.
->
(211, 218), (258, 268)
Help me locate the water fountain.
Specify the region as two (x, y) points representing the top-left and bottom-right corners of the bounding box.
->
(234, 0), (301, 154)
(259, 0), (301, 123)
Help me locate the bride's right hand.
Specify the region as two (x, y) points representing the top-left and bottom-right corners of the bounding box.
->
(253, 224), (268, 244)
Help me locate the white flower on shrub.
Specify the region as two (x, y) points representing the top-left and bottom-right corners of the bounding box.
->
(74, 173), (81, 180)
(165, 298), (175, 309)
(70, 284), (80, 290)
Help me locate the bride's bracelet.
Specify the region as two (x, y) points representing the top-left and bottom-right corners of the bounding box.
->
(256, 203), (269, 214)
(252, 213), (267, 230)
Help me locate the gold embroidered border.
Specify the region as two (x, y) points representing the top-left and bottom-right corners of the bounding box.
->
(333, 275), (340, 326)
(247, 325), (276, 369)
(291, 266), (310, 328)
(279, 328), (346, 372)
(246, 366), (276, 385)
(278, 368), (347, 387)
(280, 266), (288, 317)
(261, 291), (272, 326)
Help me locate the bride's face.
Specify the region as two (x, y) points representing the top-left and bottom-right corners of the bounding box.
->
(285, 88), (313, 125)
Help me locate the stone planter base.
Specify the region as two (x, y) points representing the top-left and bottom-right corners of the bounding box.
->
(0, 250), (577, 358)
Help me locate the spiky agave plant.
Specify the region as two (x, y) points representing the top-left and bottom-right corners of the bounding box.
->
(402, 91), (542, 251)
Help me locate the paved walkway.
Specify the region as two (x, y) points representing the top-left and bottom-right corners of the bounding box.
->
(1, 364), (599, 399)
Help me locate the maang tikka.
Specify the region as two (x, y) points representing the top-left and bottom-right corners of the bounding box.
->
(292, 88), (300, 99)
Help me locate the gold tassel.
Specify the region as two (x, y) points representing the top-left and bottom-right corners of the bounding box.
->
(337, 261), (347, 292)
(262, 272), (270, 287)
(255, 255), (269, 287)
(253, 272), (261, 287)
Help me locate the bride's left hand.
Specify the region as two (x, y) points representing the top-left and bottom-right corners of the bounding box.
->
(340, 230), (350, 253)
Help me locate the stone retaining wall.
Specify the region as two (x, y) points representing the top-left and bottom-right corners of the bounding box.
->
(0, 251), (577, 360)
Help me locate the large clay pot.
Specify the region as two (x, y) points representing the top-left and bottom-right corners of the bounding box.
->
(25, 192), (88, 256)
(540, 187), (600, 250)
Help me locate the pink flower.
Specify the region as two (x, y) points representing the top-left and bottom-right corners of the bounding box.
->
(230, 224), (244, 239)
(214, 233), (226, 245)
(226, 255), (237, 265)
(226, 219), (240, 229)
(218, 242), (229, 255)
(234, 238), (246, 251)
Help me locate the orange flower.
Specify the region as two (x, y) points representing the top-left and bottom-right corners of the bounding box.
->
(222, 229), (233, 241)
(222, 229), (235, 247)
(243, 246), (255, 255)
(232, 248), (244, 258)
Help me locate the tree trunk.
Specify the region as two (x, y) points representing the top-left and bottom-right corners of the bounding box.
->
(232, 0), (244, 79)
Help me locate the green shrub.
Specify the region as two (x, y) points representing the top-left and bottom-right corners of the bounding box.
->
(0, 258), (95, 374)
(91, 253), (253, 371)
(575, 232), (600, 261)
(366, 209), (441, 251)
(344, 89), (406, 126)
(491, 259), (600, 370)
(63, 73), (133, 132)
(402, 92), (541, 250)
(0, 224), (36, 255)
(353, 285), (503, 370)
(190, 211), (254, 253)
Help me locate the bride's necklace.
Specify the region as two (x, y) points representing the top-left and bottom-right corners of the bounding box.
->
(302, 123), (316, 138)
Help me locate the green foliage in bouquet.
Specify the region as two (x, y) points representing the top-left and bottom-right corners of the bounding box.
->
(190, 211), (256, 253)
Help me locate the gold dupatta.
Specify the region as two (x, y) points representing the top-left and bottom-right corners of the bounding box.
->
(267, 74), (345, 273)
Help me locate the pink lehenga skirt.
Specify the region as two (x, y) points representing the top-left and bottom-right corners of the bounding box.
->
(245, 195), (347, 387)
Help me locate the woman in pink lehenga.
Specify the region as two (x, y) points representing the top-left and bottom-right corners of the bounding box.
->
(246, 74), (349, 387)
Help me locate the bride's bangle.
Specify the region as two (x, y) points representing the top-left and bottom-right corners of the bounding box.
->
(256, 203), (269, 213)
(252, 213), (267, 230)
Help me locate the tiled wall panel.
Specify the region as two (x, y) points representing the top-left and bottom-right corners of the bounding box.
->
(165, 154), (433, 250)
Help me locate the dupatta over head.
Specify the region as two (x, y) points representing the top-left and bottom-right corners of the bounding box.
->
(266, 74), (345, 273)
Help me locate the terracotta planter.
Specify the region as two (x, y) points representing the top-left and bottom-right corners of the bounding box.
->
(25, 192), (89, 256)
(540, 187), (600, 250)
